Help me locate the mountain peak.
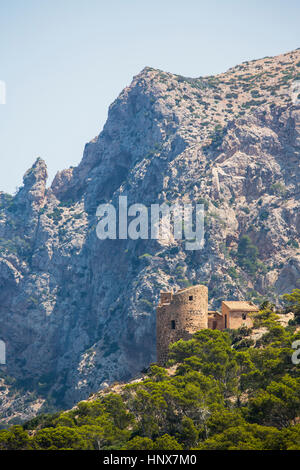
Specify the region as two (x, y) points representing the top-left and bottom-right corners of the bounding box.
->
(23, 157), (48, 188)
(15, 157), (48, 211)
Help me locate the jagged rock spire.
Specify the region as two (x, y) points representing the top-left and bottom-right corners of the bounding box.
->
(16, 157), (48, 211)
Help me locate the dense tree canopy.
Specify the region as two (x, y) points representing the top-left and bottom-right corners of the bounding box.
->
(0, 303), (299, 450)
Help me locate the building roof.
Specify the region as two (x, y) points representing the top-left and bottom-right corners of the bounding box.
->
(222, 301), (259, 312)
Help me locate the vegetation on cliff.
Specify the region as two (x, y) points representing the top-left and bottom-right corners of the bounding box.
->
(0, 298), (299, 450)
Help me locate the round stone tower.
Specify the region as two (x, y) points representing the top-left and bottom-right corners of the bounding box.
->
(156, 284), (208, 365)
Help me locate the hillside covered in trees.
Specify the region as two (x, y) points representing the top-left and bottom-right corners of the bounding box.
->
(0, 294), (300, 451)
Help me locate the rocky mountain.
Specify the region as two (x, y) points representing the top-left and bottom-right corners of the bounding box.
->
(0, 48), (300, 424)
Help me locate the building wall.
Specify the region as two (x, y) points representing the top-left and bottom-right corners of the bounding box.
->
(156, 285), (208, 365)
(208, 313), (224, 330)
(221, 303), (254, 329)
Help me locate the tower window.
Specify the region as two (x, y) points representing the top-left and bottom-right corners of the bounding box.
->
(242, 313), (247, 320)
(189, 295), (193, 301)
(171, 320), (176, 330)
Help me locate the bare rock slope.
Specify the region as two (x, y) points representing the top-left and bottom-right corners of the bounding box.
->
(0, 49), (300, 421)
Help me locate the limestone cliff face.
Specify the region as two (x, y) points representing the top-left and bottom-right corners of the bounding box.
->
(0, 49), (300, 422)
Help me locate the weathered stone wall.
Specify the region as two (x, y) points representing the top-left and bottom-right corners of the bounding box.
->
(160, 292), (173, 304)
(208, 313), (224, 330)
(156, 285), (208, 364)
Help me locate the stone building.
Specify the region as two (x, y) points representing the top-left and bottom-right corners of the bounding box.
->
(156, 284), (258, 364)
(208, 310), (224, 330)
(156, 285), (208, 365)
(221, 301), (258, 329)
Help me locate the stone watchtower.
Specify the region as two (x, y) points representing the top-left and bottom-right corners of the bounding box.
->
(156, 284), (208, 365)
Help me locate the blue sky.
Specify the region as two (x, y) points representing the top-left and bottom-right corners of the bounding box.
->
(0, 0), (299, 194)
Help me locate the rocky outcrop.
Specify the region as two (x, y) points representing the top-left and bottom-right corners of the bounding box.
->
(0, 49), (299, 422)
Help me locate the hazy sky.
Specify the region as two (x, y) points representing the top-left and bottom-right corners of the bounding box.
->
(0, 0), (299, 194)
